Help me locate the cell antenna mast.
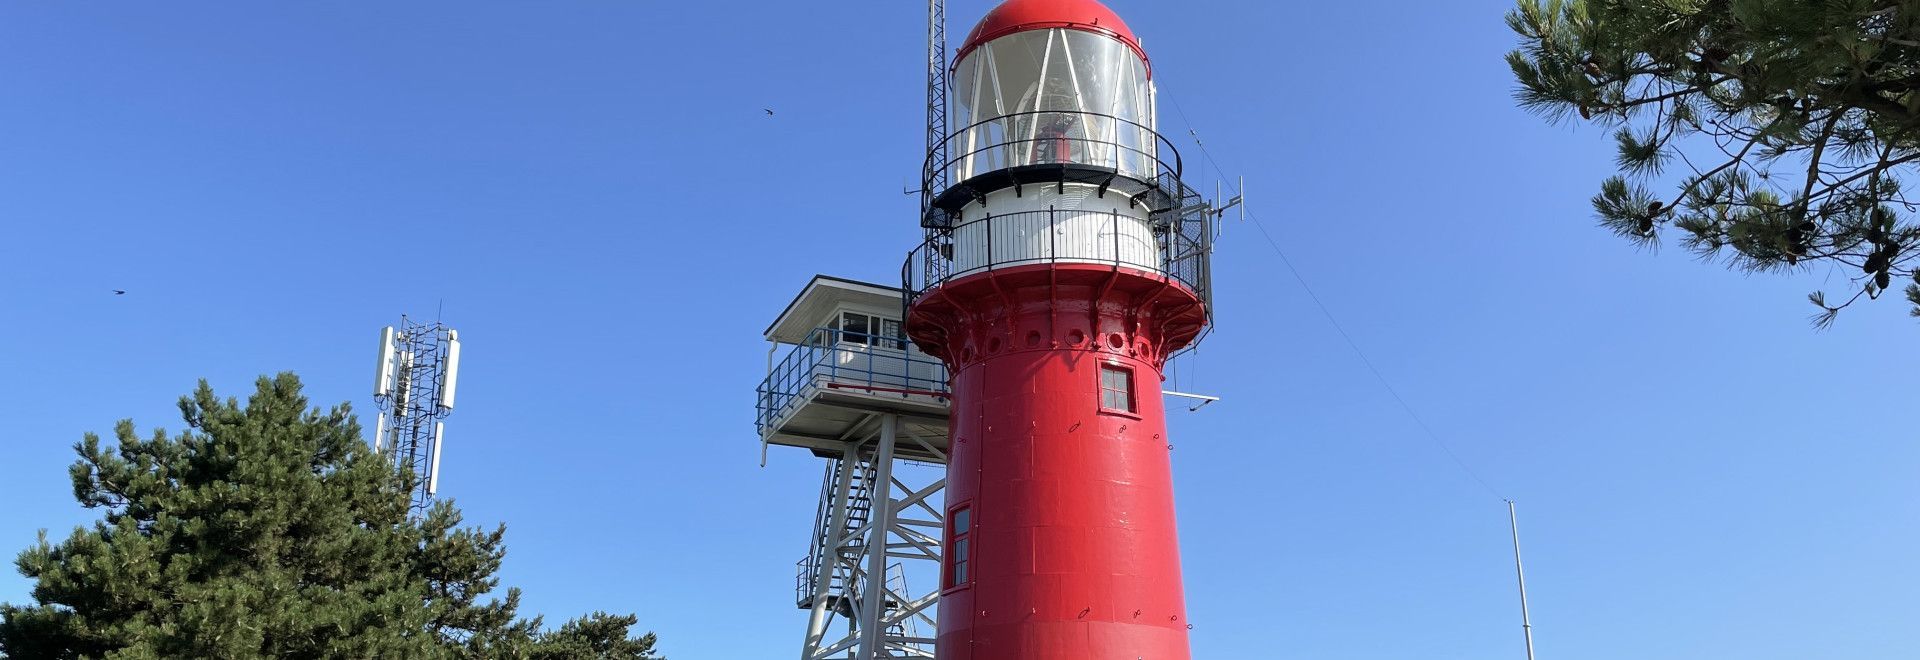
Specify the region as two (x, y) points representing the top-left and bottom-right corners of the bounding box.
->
(371, 316), (462, 513)
(1508, 500), (1538, 660)
(921, 0), (949, 227)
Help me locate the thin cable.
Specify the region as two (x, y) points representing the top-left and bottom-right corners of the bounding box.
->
(1168, 98), (1506, 500)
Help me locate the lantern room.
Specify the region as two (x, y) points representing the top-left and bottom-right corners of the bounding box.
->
(934, 0), (1165, 204)
(908, 0), (1215, 330)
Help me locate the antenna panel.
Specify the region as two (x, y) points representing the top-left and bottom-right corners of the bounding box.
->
(439, 330), (461, 410)
(374, 326), (396, 396)
(427, 421), (445, 495)
(373, 415), (386, 452)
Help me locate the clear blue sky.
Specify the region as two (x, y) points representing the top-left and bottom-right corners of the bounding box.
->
(2, 2), (1914, 658)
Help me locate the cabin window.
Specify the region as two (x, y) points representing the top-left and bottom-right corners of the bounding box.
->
(835, 311), (906, 350)
(1099, 363), (1135, 413)
(881, 319), (905, 349)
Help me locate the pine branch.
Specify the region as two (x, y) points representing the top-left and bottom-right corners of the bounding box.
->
(1508, 0), (1920, 324)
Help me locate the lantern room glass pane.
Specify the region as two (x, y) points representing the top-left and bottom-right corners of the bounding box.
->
(949, 28), (1154, 184)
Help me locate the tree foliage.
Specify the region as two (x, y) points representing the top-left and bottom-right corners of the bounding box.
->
(0, 374), (662, 660)
(1507, 0), (1920, 326)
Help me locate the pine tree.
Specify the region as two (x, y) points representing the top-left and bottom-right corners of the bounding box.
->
(1507, 0), (1920, 326)
(0, 373), (662, 659)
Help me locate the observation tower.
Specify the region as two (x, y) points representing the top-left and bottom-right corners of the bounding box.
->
(903, 0), (1216, 658)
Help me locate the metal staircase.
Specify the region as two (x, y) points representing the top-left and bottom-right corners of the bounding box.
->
(881, 564), (922, 647)
(797, 458), (877, 614)
(795, 450), (936, 658)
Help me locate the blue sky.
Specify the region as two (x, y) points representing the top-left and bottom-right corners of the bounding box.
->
(2, 2), (1915, 658)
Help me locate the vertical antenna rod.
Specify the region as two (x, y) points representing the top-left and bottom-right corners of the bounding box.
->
(922, 0), (949, 230)
(1507, 500), (1537, 660)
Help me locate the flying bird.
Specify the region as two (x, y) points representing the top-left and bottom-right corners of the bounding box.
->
(112, 290), (125, 295)
(764, 108), (775, 117)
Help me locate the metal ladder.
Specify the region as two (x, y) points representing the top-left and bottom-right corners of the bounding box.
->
(850, 563), (924, 658)
(882, 563), (920, 645)
(796, 459), (878, 612)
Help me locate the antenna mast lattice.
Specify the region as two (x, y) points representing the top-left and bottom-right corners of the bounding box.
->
(920, 0), (949, 230)
(371, 316), (462, 513)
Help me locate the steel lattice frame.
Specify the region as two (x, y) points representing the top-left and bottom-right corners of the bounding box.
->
(372, 316), (456, 514)
(792, 4), (953, 656)
(798, 414), (948, 659)
(921, 0), (951, 232)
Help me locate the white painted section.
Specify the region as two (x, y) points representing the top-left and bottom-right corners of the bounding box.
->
(907, 353), (943, 387)
(950, 183), (1159, 276)
(374, 326), (395, 397)
(827, 347), (943, 390)
(439, 331), (461, 410)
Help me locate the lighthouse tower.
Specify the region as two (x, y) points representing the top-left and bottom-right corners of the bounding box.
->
(904, 0), (1215, 657)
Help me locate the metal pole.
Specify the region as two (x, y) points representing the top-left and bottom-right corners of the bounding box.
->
(857, 415), (899, 659)
(986, 212), (994, 269)
(1507, 500), (1537, 660)
(1049, 207), (1056, 262)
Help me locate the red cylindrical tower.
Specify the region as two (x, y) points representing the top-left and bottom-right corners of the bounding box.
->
(905, 1), (1213, 657)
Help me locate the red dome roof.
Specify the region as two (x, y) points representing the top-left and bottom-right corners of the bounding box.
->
(955, 0), (1147, 70)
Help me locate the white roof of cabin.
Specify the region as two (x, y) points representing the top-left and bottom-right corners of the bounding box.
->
(764, 275), (904, 344)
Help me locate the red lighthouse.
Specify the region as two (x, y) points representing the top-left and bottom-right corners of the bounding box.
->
(904, 0), (1215, 657)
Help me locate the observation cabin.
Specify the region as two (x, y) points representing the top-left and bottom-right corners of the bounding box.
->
(756, 276), (952, 462)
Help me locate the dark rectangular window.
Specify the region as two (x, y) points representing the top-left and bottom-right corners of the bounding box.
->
(1099, 364), (1135, 413)
(840, 312), (870, 341)
(952, 538), (969, 583)
(946, 505), (972, 588)
(837, 312), (905, 349)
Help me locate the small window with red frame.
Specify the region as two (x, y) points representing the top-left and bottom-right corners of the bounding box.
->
(946, 505), (972, 589)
